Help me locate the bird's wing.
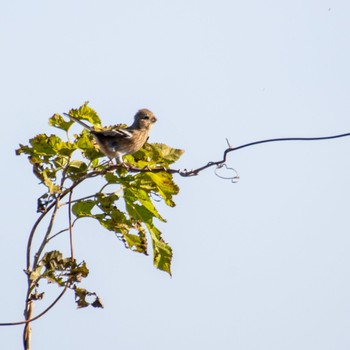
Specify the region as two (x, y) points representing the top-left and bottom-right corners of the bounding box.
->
(64, 113), (133, 138)
(93, 129), (133, 138)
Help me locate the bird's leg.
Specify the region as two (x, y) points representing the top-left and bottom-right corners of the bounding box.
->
(142, 165), (152, 171)
(113, 155), (130, 170)
(120, 162), (131, 170)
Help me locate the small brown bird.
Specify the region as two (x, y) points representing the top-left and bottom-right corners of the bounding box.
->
(64, 109), (157, 163)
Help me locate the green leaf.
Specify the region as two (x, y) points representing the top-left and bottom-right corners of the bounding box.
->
(126, 143), (183, 168)
(91, 199), (148, 254)
(38, 251), (91, 289)
(70, 261), (89, 282)
(72, 200), (96, 217)
(123, 228), (148, 254)
(29, 134), (57, 156)
(67, 160), (88, 171)
(124, 191), (153, 224)
(141, 172), (179, 207)
(146, 224), (172, 275)
(68, 101), (101, 126)
(126, 187), (166, 222)
(67, 160), (88, 179)
(43, 176), (61, 194)
(149, 143), (184, 164)
(73, 287), (103, 309)
(96, 193), (120, 212)
(109, 207), (128, 224)
(16, 143), (34, 156)
(91, 157), (100, 168)
(29, 268), (42, 283)
(52, 139), (77, 157)
(74, 287), (90, 308)
(49, 114), (74, 131)
(41, 250), (65, 270)
(104, 172), (120, 184)
(76, 131), (104, 160)
(18, 134), (76, 158)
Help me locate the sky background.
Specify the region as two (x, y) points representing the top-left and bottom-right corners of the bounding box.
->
(1, 1), (350, 349)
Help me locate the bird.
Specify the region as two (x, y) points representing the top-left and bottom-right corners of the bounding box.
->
(64, 109), (157, 163)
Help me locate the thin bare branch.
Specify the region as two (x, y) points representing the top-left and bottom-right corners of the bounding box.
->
(0, 284), (69, 327)
(68, 190), (74, 260)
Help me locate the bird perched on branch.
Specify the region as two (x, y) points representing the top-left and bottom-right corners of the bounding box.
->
(64, 109), (157, 163)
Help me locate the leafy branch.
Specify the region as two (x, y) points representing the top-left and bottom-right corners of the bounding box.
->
(9, 103), (183, 350)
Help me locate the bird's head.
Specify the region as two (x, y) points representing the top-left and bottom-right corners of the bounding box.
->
(133, 109), (157, 130)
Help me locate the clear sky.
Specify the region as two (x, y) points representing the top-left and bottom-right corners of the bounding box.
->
(1, 1), (350, 349)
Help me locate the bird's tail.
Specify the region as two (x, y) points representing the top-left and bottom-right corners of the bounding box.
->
(63, 113), (93, 131)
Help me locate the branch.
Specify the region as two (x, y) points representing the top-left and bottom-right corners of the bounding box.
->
(68, 190), (74, 260)
(0, 284), (69, 327)
(105, 131), (350, 178)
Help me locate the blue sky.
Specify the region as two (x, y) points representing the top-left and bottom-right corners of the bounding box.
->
(1, 1), (350, 349)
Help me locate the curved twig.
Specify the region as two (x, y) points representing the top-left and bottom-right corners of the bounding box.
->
(0, 284), (69, 326)
(107, 132), (350, 178)
(68, 190), (74, 260)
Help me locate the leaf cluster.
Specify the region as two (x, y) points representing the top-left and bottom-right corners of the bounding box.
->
(28, 250), (101, 308)
(17, 103), (184, 287)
